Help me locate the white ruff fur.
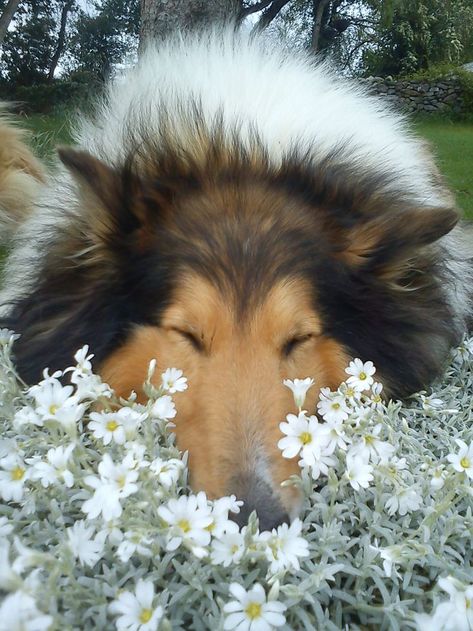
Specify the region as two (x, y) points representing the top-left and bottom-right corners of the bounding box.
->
(1, 28), (472, 325)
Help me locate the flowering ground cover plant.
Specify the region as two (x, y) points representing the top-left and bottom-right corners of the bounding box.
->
(0, 330), (472, 630)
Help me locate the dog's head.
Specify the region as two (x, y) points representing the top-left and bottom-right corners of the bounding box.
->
(5, 135), (459, 528)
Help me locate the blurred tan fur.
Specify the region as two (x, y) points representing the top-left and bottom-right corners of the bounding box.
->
(0, 105), (45, 238)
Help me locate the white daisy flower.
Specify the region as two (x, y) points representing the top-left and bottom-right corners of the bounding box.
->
(63, 346), (110, 400)
(416, 576), (473, 631)
(337, 382), (362, 406)
(73, 372), (113, 401)
(349, 404), (373, 427)
(0, 516), (13, 537)
(278, 411), (328, 467)
(223, 582), (286, 631)
(88, 408), (146, 445)
(149, 457), (184, 489)
(161, 368), (188, 393)
(368, 382), (385, 411)
(29, 378), (85, 431)
(205, 495), (242, 538)
(99, 520), (124, 546)
(150, 395), (176, 420)
(370, 542), (403, 579)
(345, 454), (373, 490)
(385, 487), (422, 516)
(322, 418), (350, 452)
(259, 518), (309, 574)
(0, 453), (29, 502)
(211, 530), (246, 567)
(124, 442), (149, 468)
(116, 531), (153, 563)
(82, 454), (139, 521)
(283, 377), (314, 409)
(389, 456), (407, 472)
(157, 492), (213, 558)
(72, 345), (94, 375)
(0, 328), (19, 346)
(452, 338), (473, 365)
(12, 406), (43, 429)
(447, 439), (473, 479)
(349, 424), (395, 464)
(345, 358), (376, 391)
(430, 464), (448, 490)
(0, 591), (53, 631)
(0, 541), (18, 591)
(317, 388), (350, 424)
(418, 393), (445, 412)
(109, 579), (164, 631)
(10, 538), (43, 575)
(67, 520), (106, 568)
(82, 484), (123, 521)
(307, 449), (337, 480)
(380, 456), (408, 483)
(28, 444), (75, 488)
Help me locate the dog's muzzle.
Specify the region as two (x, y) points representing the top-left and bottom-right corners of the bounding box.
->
(228, 473), (290, 531)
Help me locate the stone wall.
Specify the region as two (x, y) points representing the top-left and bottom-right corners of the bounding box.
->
(363, 75), (464, 114)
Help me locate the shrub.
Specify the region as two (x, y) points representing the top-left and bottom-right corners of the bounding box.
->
(0, 79), (102, 115)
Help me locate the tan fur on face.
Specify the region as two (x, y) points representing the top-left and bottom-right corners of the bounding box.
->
(0, 108), (45, 236)
(100, 273), (349, 515)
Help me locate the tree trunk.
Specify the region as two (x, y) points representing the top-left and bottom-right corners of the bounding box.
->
(0, 0), (21, 47)
(311, 0), (330, 52)
(139, 0), (241, 52)
(48, 0), (73, 82)
(253, 0), (290, 31)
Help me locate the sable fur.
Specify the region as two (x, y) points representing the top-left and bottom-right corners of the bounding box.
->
(2, 31), (473, 521)
(0, 29), (472, 398)
(0, 106), (45, 235)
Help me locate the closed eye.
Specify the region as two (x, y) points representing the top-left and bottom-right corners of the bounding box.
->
(282, 334), (314, 358)
(173, 328), (205, 353)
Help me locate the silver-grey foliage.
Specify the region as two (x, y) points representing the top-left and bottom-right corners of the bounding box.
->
(0, 332), (472, 630)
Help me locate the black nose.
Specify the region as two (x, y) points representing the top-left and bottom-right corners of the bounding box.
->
(228, 474), (290, 531)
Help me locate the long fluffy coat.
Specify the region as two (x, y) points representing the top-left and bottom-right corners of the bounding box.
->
(1, 29), (472, 395)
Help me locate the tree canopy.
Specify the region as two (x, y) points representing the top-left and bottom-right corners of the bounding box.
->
(0, 0), (472, 85)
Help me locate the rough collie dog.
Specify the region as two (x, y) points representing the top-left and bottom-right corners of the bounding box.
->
(1, 30), (472, 529)
(0, 106), (44, 230)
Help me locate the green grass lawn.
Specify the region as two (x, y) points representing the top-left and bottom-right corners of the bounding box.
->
(18, 112), (473, 218)
(414, 118), (473, 218)
(21, 112), (73, 160)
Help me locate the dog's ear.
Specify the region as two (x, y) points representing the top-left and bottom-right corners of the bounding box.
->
(58, 147), (120, 208)
(337, 205), (459, 277)
(58, 147), (160, 250)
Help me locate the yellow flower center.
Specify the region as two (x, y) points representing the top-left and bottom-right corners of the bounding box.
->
(460, 457), (470, 469)
(466, 598), (471, 609)
(245, 602), (262, 620)
(359, 372), (367, 380)
(331, 402), (340, 410)
(11, 466), (25, 481)
(139, 608), (153, 623)
(49, 404), (58, 415)
(178, 519), (191, 533)
(300, 432), (312, 445)
(205, 521), (215, 532)
(365, 435), (374, 445)
(117, 475), (126, 488)
(231, 544), (239, 554)
(106, 420), (119, 432)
